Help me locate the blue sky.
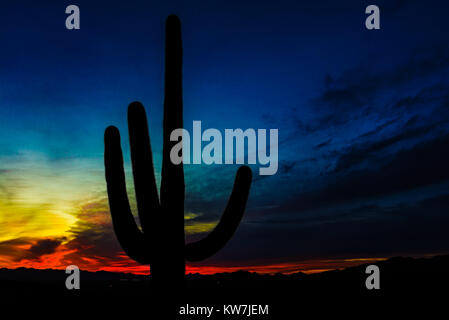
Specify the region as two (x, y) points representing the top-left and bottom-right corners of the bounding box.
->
(0, 0), (449, 273)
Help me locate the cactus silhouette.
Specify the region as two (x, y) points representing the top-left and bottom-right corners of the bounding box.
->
(104, 15), (252, 287)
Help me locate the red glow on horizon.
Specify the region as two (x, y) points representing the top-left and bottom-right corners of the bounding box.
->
(0, 238), (388, 276)
(0, 252), (387, 276)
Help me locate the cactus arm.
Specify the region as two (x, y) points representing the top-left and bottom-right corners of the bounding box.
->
(128, 102), (161, 233)
(185, 166), (252, 262)
(104, 125), (151, 264)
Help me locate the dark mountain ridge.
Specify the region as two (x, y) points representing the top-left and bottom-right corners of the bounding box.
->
(1, 254), (446, 317)
(1, 253), (447, 291)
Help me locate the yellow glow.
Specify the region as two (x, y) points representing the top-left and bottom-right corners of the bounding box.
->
(184, 212), (200, 220)
(184, 212), (217, 235)
(343, 258), (387, 262)
(185, 221), (217, 235)
(0, 153), (104, 243)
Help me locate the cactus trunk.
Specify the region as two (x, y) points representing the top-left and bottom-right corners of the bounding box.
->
(104, 14), (252, 289)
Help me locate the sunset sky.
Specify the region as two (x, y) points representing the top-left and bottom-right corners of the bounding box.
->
(0, 0), (449, 275)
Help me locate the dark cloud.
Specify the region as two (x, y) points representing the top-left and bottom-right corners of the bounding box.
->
(278, 161), (297, 175)
(334, 121), (447, 173)
(272, 133), (449, 214)
(358, 118), (397, 139)
(294, 112), (354, 135)
(332, 84), (449, 172)
(0, 238), (67, 263)
(391, 85), (449, 112)
(290, 48), (449, 136)
(62, 213), (125, 267)
(0, 238), (31, 261)
(201, 191), (449, 265)
(19, 238), (64, 261)
(318, 47), (449, 110)
(314, 138), (332, 149)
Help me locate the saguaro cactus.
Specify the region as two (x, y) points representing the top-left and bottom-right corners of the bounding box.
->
(104, 15), (252, 287)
